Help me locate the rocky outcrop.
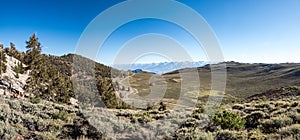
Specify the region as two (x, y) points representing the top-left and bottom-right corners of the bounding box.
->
(0, 54), (29, 98)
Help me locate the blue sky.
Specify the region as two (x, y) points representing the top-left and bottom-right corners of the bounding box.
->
(0, 0), (299, 64)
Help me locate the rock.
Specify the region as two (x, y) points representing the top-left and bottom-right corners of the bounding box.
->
(70, 97), (78, 106)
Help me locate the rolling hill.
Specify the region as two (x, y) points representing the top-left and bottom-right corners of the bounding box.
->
(127, 62), (300, 106)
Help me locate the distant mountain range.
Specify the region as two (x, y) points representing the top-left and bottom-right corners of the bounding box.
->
(113, 61), (207, 74)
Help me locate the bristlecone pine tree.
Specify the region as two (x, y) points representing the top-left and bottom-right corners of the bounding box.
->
(24, 34), (42, 68)
(0, 45), (7, 75)
(24, 34), (74, 103)
(24, 34), (43, 97)
(97, 78), (129, 109)
(7, 42), (23, 61)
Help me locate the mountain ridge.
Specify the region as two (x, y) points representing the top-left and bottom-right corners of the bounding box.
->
(113, 61), (207, 74)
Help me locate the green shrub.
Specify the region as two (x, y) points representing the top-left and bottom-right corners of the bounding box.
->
(213, 111), (246, 130)
(29, 97), (41, 104)
(53, 110), (68, 121)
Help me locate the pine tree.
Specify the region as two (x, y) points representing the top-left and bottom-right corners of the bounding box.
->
(14, 62), (24, 78)
(15, 70), (19, 79)
(18, 62), (25, 74)
(24, 34), (42, 68)
(24, 34), (44, 97)
(8, 42), (23, 61)
(98, 78), (117, 107)
(9, 43), (16, 56)
(0, 49), (7, 75)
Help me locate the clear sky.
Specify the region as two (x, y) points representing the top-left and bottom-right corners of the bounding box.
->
(0, 0), (299, 64)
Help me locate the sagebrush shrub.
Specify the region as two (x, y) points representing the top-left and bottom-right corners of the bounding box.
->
(255, 103), (272, 109)
(291, 102), (299, 107)
(288, 113), (300, 123)
(213, 111), (246, 130)
(279, 124), (300, 139)
(8, 100), (22, 111)
(261, 116), (293, 134)
(296, 107), (300, 113)
(216, 130), (247, 140)
(248, 129), (266, 140)
(193, 107), (205, 114)
(245, 111), (265, 128)
(232, 104), (244, 110)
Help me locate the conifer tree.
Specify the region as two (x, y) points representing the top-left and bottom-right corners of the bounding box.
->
(0, 48), (7, 75)
(24, 34), (44, 97)
(24, 34), (42, 68)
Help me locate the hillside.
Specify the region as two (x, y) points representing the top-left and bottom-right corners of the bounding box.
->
(0, 34), (130, 110)
(224, 62), (300, 99)
(162, 62), (300, 101)
(120, 62), (300, 109)
(0, 97), (101, 139)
